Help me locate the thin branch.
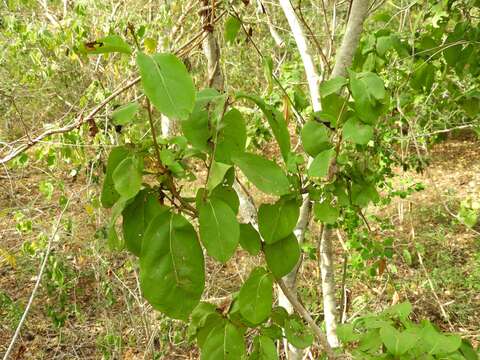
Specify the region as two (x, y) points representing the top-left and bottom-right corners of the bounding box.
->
(276, 278), (337, 359)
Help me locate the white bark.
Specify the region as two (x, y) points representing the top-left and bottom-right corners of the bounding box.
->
(278, 0), (321, 112)
(202, 32), (224, 90)
(278, 1), (323, 356)
(331, 0), (370, 78)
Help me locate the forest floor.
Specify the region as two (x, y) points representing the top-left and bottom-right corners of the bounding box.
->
(0, 136), (479, 359)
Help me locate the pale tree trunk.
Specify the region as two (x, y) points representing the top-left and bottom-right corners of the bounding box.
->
(278, 0), (322, 357)
(279, 0), (370, 352)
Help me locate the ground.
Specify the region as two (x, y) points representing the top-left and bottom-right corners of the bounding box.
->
(0, 136), (479, 359)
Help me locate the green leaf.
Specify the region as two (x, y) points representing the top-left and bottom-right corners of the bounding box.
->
(284, 315), (314, 349)
(198, 197), (240, 263)
(82, 35), (132, 55)
(239, 267), (273, 325)
(410, 61), (436, 92)
(264, 234), (300, 278)
(207, 162), (232, 192)
(250, 336), (279, 360)
(343, 118), (373, 145)
(137, 52), (195, 120)
(270, 306), (289, 326)
(215, 108), (247, 164)
(320, 76), (348, 97)
(211, 186), (240, 214)
(181, 110), (211, 151)
(197, 313), (225, 348)
(232, 152), (290, 196)
(101, 146), (130, 208)
(300, 121), (331, 157)
(337, 324), (361, 343)
(201, 321), (246, 360)
(112, 102), (140, 125)
(112, 156), (143, 200)
(188, 302), (218, 341)
(122, 189), (168, 256)
(239, 223), (262, 256)
(380, 325), (419, 356)
(419, 323), (462, 355)
(318, 93), (348, 128)
(313, 200), (339, 225)
(258, 197), (299, 244)
(376, 35), (394, 57)
(140, 211), (205, 320)
(459, 339), (479, 360)
(107, 197), (128, 250)
(350, 71), (385, 103)
(237, 94), (291, 162)
(383, 302), (412, 319)
(351, 182), (379, 207)
(224, 16), (241, 43)
(308, 148), (335, 178)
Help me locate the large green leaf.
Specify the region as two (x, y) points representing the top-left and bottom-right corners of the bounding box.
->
(122, 189), (168, 256)
(82, 35), (132, 55)
(137, 52), (195, 120)
(237, 94), (290, 162)
(264, 234), (300, 278)
(215, 108), (247, 164)
(300, 121), (331, 157)
(343, 117), (373, 145)
(211, 186), (240, 214)
(250, 336), (279, 360)
(380, 325), (419, 356)
(232, 152), (290, 196)
(308, 148), (335, 178)
(112, 156), (143, 200)
(239, 223), (262, 256)
(258, 197), (299, 244)
(140, 211), (205, 320)
(198, 197), (240, 263)
(201, 321), (246, 360)
(239, 267), (273, 325)
(101, 146), (130, 208)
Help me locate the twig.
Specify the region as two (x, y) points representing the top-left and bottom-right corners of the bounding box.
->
(2, 199), (71, 360)
(276, 278), (337, 359)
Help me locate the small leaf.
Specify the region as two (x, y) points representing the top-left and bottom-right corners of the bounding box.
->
(137, 52), (195, 120)
(207, 162), (232, 192)
(232, 152), (290, 196)
(112, 156), (143, 200)
(343, 118), (373, 145)
(320, 76), (348, 97)
(101, 146), (130, 208)
(181, 110), (211, 151)
(215, 108), (247, 164)
(201, 321), (246, 360)
(239, 223), (262, 256)
(264, 234), (300, 278)
(224, 16), (241, 43)
(82, 35), (131, 55)
(112, 102), (140, 125)
(238, 267), (273, 325)
(140, 211), (205, 320)
(258, 198), (299, 244)
(313, 200), (339, 225)
(122, 189), (168, 256)
(285, 315), (314, 349)
(380, 324), (419, 356)
(250, 335), (279, 360)
(300, 121), (331, 157)
(211, 186), (240, 214)
(188, 302), (218, 341)
(308, 148), (335, 178)
(237, 94), (291, 162)
(198, 197), (240, 263)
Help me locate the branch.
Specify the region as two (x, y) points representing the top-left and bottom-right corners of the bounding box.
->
(276, 278), (337, 359)
(0, 77), (140, 164)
